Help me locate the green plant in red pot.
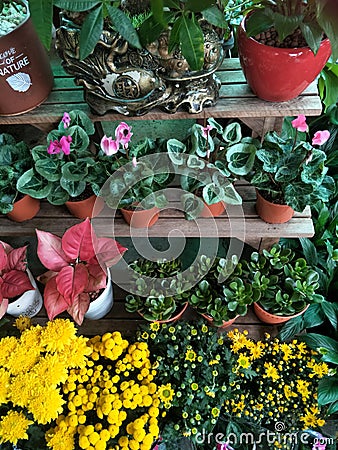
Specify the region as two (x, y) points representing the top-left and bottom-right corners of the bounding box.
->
(237, 0), (338, 101)
(36, 218), (127, 325)
(242, 115), (335, 223)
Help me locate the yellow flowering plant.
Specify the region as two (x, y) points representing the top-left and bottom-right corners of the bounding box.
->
(46, 328), (172, 450)
(0, 318), (92, 450)
(220, 329), (330, 450)
(137, 320), (235, 449)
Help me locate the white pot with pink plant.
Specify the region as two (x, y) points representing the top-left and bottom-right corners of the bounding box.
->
(36, 218), (127, 326)
(0, 241), (43, 319)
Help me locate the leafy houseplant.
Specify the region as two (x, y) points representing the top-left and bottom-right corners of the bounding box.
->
(243, 244), (325, 322)
(231, 115), (335, 223)
(0, 133), (34, 215)
(125, 258), (191, 322)
(100, 122), (173, 227)
(138, 320), (234, 448)
(189, 254), (261, 326)
(0, 240), (36, 319)
(36, 218), (127, 325)
(16, 110), (107, 210)
(167, 118), (244, 220)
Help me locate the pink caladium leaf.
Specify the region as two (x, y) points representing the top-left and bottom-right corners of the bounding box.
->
(89, 237), (127, 269)
(62, 218), (97, 263)
(0, 240), (13, 254)
(85, 264), (107, 293)
(1, 270), (34, 299)
(6, 246), (28, 272)
(44, 277), (69, 320)
(0, 297), (9, 319)
(36, 229), (72, 271)
(56, 264), (88, 305)
(0, 244), (8, 272)
(67, 292), (90, 326)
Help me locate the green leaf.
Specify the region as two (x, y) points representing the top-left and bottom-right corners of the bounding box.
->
(300, 21), (323, 55)
(245, 10), (274, 37)
(79, 5), (103, 60)
(181, 193), (204, 220)
(301, 333), (338, 354)
(326, 399), (338, 416)
(53, 1), (101, 11)
(60, 179), (86, 197)
(150, 0), (166, 27)
(68, 110), (95, 135)
(278, 315), (304, 340)
(202, 6), (228, 29)
(61, 161), (88, 182)
(318, 377), (338, 406)
(16, 169), (52, 199)
(46, 184), (69, 205)
(35, 158), (60, 182)
(185, 0), (215, 12)
(138, 14), (166, 47)
(27, 0), (54, 49)
(187, 154), (205, 169)
(106, 5), (141, 49)
(168, 18), (181, 54)
(179, 15), (204, 71)
(316, 0), (338, 61)
(273, 12), (302, 42)
(226, 143), (256, 176)
(299, 238), (318, 266)
(321, 300), (338, 330)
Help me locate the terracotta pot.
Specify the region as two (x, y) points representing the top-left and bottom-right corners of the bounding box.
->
(199, 201), (226, 218)
(138, 302), (188, 324)
(256, 190), (294, 224)
(85, 270), (113, 320)
(237, 16), (331, 102)
(6, 194), (40, 222)
(65, 195), (104, 219)
(254, 302), (310, 325)
(0, 0), (53, 115)
(7, 269), (43, 317)
(120, 205), (160, 228)
(201, 313), (239, 328)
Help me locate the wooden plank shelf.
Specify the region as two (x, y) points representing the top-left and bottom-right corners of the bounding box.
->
(0, 183), (313, 251)
(0, 58), (322, 138)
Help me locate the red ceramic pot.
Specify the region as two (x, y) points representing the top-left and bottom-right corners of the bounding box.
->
(199, 201), (226, 218)
(120, 205), (160, 228)
(65, 195), (104, 219)
(237, 16), (331, 102)
(256, 190), (294, 224)
(7, 195), (40, 222)
(254, 302), (309, 325)
(0, 0), (53, 115)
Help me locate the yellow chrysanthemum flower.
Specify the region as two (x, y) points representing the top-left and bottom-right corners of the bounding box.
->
(0, 410), (33, 445)
(0, 367), (10, 404)
(157, 384), (175, 403)
(40, 319), (77, 353)
(14, 315), (32, 332)
(29, 387), (65, 424)
(185, 349), (196, 362)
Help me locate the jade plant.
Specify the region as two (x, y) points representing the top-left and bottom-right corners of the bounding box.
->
(189, 254), (261, 326)
(0, 133), (33, 214)
(16, 110), (107, 206)
(242, 244), (325, 316)
(125, 258), (194, 321)
(167, 119), (245, 219)
(36, 218), (127, 325)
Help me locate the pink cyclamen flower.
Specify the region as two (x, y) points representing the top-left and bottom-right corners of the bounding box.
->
(115, 122), (133, 147)
(291, 114), (308, 132)
(60, 135), (72, 155)
(62, 112), (71, 129)
(312, 130), (330, 146)
(132, 156), (137, 168)
(47, 139), (62, 154)
(202, 124), (214, 139)
(100, 135), (119, 156)
(312, 442), (326, 450)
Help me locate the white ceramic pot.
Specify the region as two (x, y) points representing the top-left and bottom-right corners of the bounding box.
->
(84, 270), (113, 320)
(6, 269), (43, 317)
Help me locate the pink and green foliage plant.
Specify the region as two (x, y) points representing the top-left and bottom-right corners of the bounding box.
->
(0, 241), (34, 319)
(36, 218), (127, 326)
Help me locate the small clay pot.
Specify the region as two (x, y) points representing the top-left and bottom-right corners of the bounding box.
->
(253, 302), (310, 324)
(138, 302), (188, 323)
(199, 201), (226, 218)
(256, 190), (294, 224)
(201, 312), (239, 328)
(65, 195), (104, 219)
(120, 205), (160, 228)
(7, 195), (40, 222)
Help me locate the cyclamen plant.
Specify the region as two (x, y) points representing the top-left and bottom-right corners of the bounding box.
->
(0, 241), (33, 319)
(99, 122), (172, 210)
(36, 218), (127, 325)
